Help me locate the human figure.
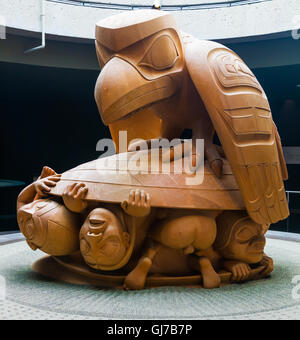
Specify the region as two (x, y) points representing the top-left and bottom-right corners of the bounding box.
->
(17, 167), (81, 255)
(123, 211), (273, 290)
(124, 211), (220, 290)
(62, 184), (155, 271)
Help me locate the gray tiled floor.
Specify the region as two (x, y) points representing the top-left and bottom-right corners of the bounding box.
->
(0, 232), (299, 320)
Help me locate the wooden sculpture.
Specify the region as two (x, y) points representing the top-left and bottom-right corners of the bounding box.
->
(94, 10), (289, 225)
(17, 10), (287, 290)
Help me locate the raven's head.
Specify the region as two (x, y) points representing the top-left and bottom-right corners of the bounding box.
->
(95, 10), (185, 150)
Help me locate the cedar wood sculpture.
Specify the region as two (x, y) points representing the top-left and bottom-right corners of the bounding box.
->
(17, 10), (288, 289)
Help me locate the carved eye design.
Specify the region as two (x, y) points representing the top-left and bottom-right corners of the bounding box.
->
(90, 217), (107, 228)
(139, 35), (179, 71)
(88, 218), (107, 235)
(89, 218), (106, 226)
(236, 227), (255, 243)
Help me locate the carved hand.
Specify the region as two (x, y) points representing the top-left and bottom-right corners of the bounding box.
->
(224, 261), (251, 282)
(62, 183), (88, 213)
(34, 174), (61, 198)
(259, 255), (274, 277)
(121, 189), (151, 217)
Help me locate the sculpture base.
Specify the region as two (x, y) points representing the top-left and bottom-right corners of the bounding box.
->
(32, 255), (267, 289)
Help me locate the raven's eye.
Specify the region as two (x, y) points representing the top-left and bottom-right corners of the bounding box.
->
(139, 35), (179, 70)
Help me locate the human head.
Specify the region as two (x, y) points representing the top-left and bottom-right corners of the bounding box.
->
(215, 211), (266, 264)
(17, 199), (80, 255)
(80, 208), (130, 270)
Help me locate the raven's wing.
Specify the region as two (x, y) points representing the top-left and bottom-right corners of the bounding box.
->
(185, 39), (289, 225)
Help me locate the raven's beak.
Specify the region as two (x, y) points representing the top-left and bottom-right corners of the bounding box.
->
(108, 108), (163, 153)
(95, 57), (180, 126)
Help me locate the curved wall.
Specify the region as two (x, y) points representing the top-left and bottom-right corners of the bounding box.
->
(1, 0), (299, 70)
(1, 0), (298, 41)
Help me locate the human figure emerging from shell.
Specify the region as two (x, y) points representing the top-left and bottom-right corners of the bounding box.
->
(17, 10), (287, 289)
(17, 164), (274, 289)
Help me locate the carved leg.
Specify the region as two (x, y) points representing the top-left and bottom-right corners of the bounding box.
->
(189, 255), (221, 289)
(124, 241), (160, 290)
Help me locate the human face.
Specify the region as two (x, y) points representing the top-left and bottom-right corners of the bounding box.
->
(221, 220), (266, 264)
(80, 208), (129, 269)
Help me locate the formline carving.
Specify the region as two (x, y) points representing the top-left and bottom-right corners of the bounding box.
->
(17, 10), (287, 290)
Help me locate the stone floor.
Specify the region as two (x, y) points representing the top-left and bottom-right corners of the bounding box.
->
(0, 232), (299, 320)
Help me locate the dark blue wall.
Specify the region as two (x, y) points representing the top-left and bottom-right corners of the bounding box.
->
(0, 61), (299, 231)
